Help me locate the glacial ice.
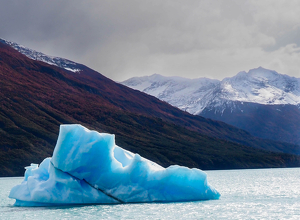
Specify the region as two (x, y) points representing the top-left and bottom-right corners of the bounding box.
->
(9, 124), (220, 206)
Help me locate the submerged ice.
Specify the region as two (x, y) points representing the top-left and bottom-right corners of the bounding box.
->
(9, 124), (220, 206)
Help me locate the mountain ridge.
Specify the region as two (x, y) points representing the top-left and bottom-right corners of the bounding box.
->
(0, 38), (82, 73)
(2, 39), (300, 176)
(122, 67), (300, 114)
(121, 68), (300, 145)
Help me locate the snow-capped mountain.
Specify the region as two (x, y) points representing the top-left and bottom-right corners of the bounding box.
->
(122, 68), (300, 145)
(207, 67), (300, 110)
(2, 37), (300, 145)
(122, 74), (220, 114)
(122, 67), (300, 114)
(0, 38), (81, 72)
(5, 38), (300, 176)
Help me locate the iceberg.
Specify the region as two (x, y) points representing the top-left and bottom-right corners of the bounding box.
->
(9, 124), (220, 206)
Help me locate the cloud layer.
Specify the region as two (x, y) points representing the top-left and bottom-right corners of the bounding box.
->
(1, 0), (300, 81)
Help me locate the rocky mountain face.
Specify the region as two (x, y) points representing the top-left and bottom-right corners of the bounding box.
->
(2, 39), (300, 176)
(122, 68), (300, 145)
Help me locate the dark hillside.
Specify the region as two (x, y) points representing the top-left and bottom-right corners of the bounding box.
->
(200, 101), (300, 146)
(1, 41), (300, 176)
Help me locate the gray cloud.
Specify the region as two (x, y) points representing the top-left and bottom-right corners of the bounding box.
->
(1, 0), (300, 81)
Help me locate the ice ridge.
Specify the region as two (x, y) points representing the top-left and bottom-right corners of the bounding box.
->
(9, 124), (220, 206)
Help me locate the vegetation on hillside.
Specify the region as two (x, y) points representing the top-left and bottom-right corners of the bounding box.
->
(1, 41), (300, 176)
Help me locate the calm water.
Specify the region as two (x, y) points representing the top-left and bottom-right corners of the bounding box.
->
(1, 168), (300, 219)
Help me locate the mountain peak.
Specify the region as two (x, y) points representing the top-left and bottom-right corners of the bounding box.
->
(247, 67), (279, 80)
(230, 67), (279, 82)
(121, 67), (300, 114)
(216, 67), (300, 106)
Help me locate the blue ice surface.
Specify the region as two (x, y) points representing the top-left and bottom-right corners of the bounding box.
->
(9, 124), (220, 206)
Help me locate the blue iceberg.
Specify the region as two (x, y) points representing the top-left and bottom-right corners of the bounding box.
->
(9, 124), (220, 206)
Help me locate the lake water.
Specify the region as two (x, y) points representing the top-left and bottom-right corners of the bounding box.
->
(1, 168), (300, 219)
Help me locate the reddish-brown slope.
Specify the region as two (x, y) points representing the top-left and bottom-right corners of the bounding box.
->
(52, 59), (300, 154)
(1, 41), (300, 176)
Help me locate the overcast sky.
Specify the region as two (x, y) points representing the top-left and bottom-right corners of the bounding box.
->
(1, 0), (300, 81)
